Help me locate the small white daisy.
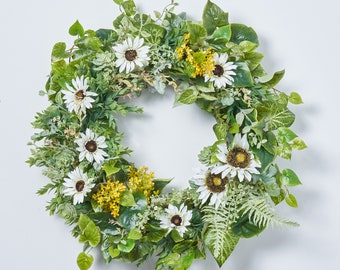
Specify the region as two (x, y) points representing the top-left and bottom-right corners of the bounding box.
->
(159, 203), (192, 237)
(75, 128), (108, 164)
(193, 168), (228, 209)
(61, 76), (97, 115)
(113, 36), (150, 73)
(205, 53), (237, 88)
(212, 133), (261, 182)
(63, 167), (95, 205)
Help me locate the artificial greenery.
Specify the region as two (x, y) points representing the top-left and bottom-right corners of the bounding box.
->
(28, 1), (305, 269)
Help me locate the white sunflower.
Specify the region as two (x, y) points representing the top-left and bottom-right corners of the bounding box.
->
(159, 203), (193, 237)
(212, 133), (261, 182)
(63, 167), (95, 205)
(193, 168), (228, 209)
(75, 128), (108, 164)
(113, 36), (150, 73)
(61, 76), (97, 115)
(204, 53), (237, 88)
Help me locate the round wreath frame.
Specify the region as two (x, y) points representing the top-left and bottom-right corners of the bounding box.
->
(28, 1), (306, 269)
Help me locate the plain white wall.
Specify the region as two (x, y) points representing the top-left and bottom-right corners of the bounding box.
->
(1, 0), (339, 269)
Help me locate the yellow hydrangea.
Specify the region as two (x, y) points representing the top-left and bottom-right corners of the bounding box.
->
(128, 166), (158, 200)
(176, 33), (215, 78)
(92, 180), (126, 218)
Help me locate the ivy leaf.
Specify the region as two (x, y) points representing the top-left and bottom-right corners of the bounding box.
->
(103, 160), (120, 177)
(202, 0), (229, 35)
(127, 228), (143, 240)
(141, 23), (166, 44)
(121, 0), (136, 16)
(77, 252), (94, 270)
(108, 247), (120, 258)
(268, 108), (295, 130)
(291, 138), (307, 150)
(230, 24), (259, 44)
(178, 89), (197, 104)
(288, 92), (303, 104)
(232, 62), (254, 87)
(285, 193), (298, 208)
(69, 20), (84, 37)
(78, 214), (101, 247)
(277, 127), (298, 143)
(281, 169), (302, 186)
(213, 122), (227, 140)
(51, 42), (70, 62)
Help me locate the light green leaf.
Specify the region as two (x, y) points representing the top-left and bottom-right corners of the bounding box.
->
(259, 70), (285, 89)
(289, 92), (303, 104)
(213, 122), (227, 140)
(291, 138), (307, 150)
(108, 247), (120, 258)
(268, 108), (295, 130)
(77, 252), (94, 270)
(78, 214), (101, 247)
(103, 160), (120, 176)
(121, 0), (136, 16)
(285, 194), (298, 208)
(277, 127), (298, 143)
(203, 0), (229, 35)
(281, 169), (302, 186)
(232, 62), (254, 87)
(120, 190), (136, 207)
(212, 25), (232, 41)
(178, 89), (197, 104)
(69, 20), (84, 37)
(128, 228), (143, 240)
(199, 93), (217, 101)
(51, 42), (70, 62)
(170, 229), (183, 243)
(117, 239), (135, 253)
(113, 0), (124, 4)
(230, 24), (259, 44)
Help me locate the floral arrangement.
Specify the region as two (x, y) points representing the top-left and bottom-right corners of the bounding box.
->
(28, 1), (306, 269)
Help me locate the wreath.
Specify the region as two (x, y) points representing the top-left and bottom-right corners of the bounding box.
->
(28, 1), (306, 269)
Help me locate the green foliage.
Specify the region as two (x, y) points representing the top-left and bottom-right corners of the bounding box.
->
(77, 252), (94, 270)
(78, 214), (101, 247)
(203, 0), (229, 35)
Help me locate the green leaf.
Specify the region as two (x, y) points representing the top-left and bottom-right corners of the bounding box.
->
(127, 228), (143, 240)
(252, 147), (274, 171)
(121, 0), (136, 16)
(141, 23), (166, 44)
(178, 89), (197, 104)
(268, 108), (295, 130)
(51, 42), (70, 62)
(203, 0), (229, 35)
(259, 70), (285, 89)
(103, 160), (120, 176)
(281, 169), (302, 186)
(117, 239), (135, 253)
(108, 247), (120, 258)
(77, 252), (94, 270)
(213, 122), (227, 140)
(232, 62), (254, 87)
(285, 194), (298, 208)
(182, 252), (195, 269)
(170, 229), (183, 243)
(211, 25), (232, 41)
(187, 23), (207, 44)
(146, 229), (167, 243)
(230, 24), (259, 44)
(120, 190), (136, 207)
(78, 214), (101, 247)
(277, 127), (298, 143)
(69, 20), (84, 37)
(232, 214), (265, 238)
(153, 178), (172, 192)
(205, 229), (239, 267)
(291, 138), (307, 150)
(113, 0), (124, 4)
(288, 92), (303, 104)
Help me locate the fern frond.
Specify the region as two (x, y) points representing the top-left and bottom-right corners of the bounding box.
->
(240, 193), (299, 228)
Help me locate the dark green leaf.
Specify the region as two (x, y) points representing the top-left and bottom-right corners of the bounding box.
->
(203, 0), (229, 35)
(230, 24), (259, 44)
(232, 214), (266, 238)
(122, 0), (136, 16)
(153, 178), (172, 192)
(232, 62), (254, 87)
(252, 147), (274, 171)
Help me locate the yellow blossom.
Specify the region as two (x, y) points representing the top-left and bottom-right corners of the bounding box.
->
(92, 180), (126, 218)
(128, 166), (158, 200)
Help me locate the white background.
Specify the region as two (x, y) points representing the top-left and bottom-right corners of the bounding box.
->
(0, 0), (339, 269)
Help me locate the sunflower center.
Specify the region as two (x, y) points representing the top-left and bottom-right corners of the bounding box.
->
(171, 215), (182, 226)
(227, 147), (250, 168)
(125, 50), (137, 61)
(75, 90), (85, 100)
(213, 65), (224, 77)
(75, 180), (85, 192)
(206, 173), (228, 193)
(85, 140), (97, 153)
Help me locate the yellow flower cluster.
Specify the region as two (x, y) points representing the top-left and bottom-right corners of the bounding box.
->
(92, 180), (126, 218)
(128, 166), (158, 200)
(176, 33), (216, 78)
